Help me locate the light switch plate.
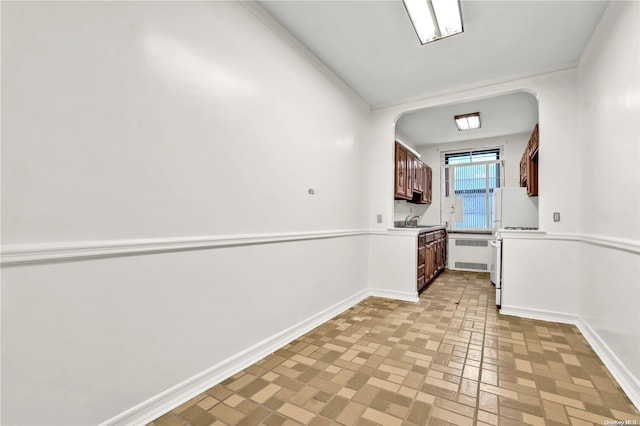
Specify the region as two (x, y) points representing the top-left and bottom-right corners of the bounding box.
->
(376, 214), (383, 223)
(553, 212), (560, 222)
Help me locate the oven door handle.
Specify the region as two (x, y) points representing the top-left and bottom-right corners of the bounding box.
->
(489, 238), (503, 308)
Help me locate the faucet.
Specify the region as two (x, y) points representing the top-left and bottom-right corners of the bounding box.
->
(405, 215), (421, 227)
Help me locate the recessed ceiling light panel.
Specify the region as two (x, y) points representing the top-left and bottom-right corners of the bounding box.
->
(403, 0), (463, 45)
(455, 112), (481, 131)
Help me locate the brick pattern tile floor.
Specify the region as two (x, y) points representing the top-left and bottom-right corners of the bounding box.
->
(149, 270), (640, 425)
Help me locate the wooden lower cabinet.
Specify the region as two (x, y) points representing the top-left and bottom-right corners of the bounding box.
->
(417, 229), (447, 292)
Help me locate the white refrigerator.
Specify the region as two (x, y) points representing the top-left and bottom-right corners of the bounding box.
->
(490, 187), (539, 307)
(493, 187), (539, 231)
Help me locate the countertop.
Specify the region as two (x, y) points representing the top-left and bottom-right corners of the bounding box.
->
(389, 224), (447, 234)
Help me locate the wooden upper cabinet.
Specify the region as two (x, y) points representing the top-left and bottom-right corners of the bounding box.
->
(426, 165), (432, 203)
(394, 142), (410, 200)
(529, 124), (539, 156)
(407, 151), (416, 195)
(519, 154), (527, 188)
(394, 141), (433, 203)
(526, 156), (538, 196)
(420, 164), (432, 204)
(414, 158), (424, 194)
(520, 124), (539, 196)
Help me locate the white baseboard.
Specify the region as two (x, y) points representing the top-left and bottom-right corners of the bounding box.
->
(500, 305), (640, 411)
(576, 317), (640, 411)
(98, 289), (370, 426)
(369, 288), (419, 303)
(499, 305), (578, 326)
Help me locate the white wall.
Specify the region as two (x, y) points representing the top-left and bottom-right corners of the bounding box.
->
(577, 0), (640, 404)
(1, 1), (370, 243)
(580, 243), (640, 388)
(501, 236), (580, 316)
(578, 1), (640, 241)
(368, 232), (419, 298)
(2, 237), (369, 425)
(1, 2), (371, 425)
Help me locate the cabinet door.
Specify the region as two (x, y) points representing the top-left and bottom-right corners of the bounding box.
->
(521, 124), (539, 195)
(394, 143), (410, 199)
(415, 160), (424, 194)
(407, 152), (416, 196)
(417, 235), (426, 291)
(427, 166), (432, 203)
(526, 125), (539, 196)
(526, 156), (538, 196)
(424, 165), (432, 204)
(437, 239), (445, 270)
(529, 124), (539, 154)
(426, 243), (435, 279)
(520, 154), (527, 187)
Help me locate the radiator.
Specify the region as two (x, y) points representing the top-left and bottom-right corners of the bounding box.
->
(448, 237), (492, 272)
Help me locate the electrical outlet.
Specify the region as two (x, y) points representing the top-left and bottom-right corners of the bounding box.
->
(553, 212), (560, 222)
(376, 214), (383, 223)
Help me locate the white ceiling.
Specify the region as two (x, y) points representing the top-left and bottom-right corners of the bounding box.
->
(257, 0), (607, 108)
(256, 0), (607, 144)
(397, 91), (539, 145)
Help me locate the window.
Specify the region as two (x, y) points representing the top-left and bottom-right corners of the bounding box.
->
(443, 149), (501, 230)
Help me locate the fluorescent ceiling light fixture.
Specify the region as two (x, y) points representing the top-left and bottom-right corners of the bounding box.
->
(403, 0), (463, 45)
(455, 112), (481, 131)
